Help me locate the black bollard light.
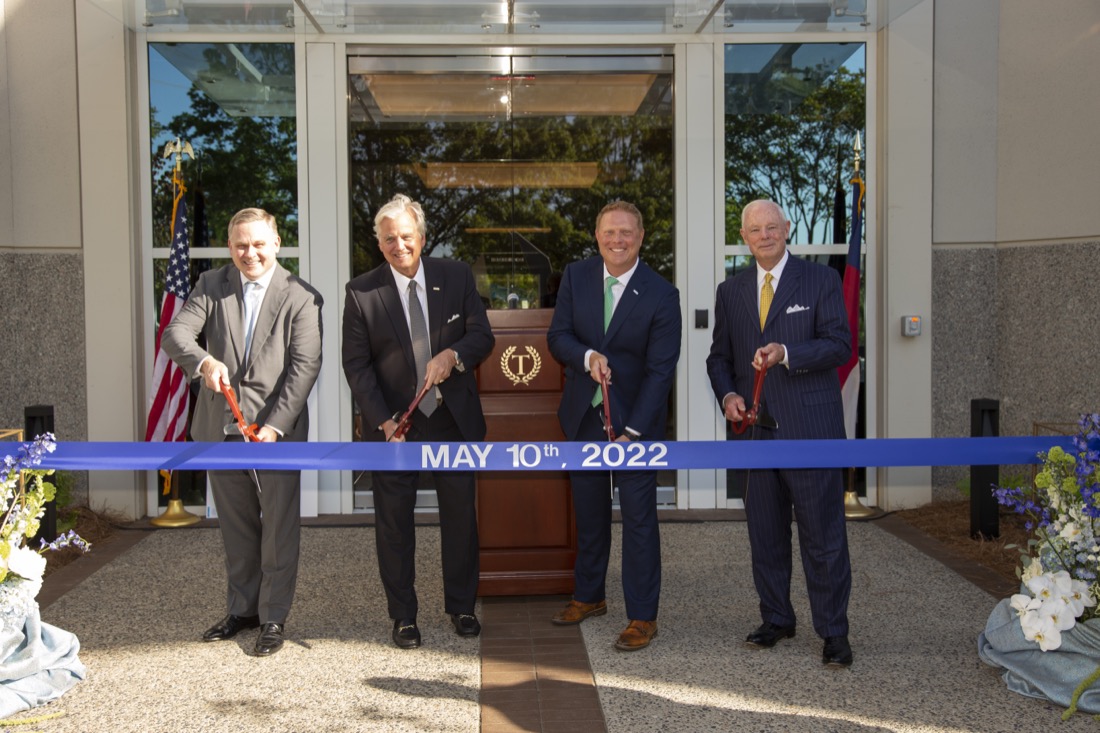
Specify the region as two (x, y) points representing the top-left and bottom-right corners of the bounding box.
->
(24, 405), (58, 544)
(970, 399), (1000, 540)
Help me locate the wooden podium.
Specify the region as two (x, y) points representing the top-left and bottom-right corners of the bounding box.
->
(476, 309), (575, 596)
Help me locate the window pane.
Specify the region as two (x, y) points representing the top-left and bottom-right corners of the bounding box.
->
(148, 41), (298, 506)
(348, 53), (674, 307)
(724, 43), (868, 504)
(150, 42), (298, 248)
(724, 43), (865, 245)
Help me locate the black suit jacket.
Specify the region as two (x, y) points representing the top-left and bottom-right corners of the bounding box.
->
(342, 258), (494, 441)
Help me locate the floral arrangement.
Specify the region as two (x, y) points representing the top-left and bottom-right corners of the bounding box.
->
(0, 433), (89, 631)
(993, 413), (1100, 651)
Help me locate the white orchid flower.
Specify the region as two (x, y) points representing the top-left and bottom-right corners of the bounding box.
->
(1040, 597), (1077, 631)
(1026, 573), (1057, 601)
(1065, 579), (1098, 617)
(1010, 593), (1041, 617)
(1021, 612), (1063, 651)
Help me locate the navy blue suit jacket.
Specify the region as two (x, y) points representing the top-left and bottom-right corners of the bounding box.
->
(707, 255), (849, 441)
(342, 257), (494, 442)
(548, 257), (681, 441)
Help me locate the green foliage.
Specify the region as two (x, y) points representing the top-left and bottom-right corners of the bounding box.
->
(955, 471), (1029, 499)
(51, 471), (79, 534)
(152, 43), (298, 253)
(725, 66), (866, 242)
(348, 96), (675, 287)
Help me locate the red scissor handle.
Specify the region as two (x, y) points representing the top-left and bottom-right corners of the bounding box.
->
(388, 381), (431, 442)
(222, 383), (261, 442)
(599, 372), (616, 442)
(730, 364), (767, 435)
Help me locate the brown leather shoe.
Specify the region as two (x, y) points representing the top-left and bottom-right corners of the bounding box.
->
(615, 620), (658, 651)
(551, 599), (607, 626)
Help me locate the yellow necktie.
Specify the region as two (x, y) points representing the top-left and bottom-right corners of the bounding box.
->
(759, 272), (774, 330)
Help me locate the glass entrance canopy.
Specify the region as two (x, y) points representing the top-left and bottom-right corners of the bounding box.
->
(95, 0), (921, 35)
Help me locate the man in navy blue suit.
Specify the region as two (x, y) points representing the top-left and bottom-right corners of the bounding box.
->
(547, 200), (681, 651)
(707, 199), (854, 667)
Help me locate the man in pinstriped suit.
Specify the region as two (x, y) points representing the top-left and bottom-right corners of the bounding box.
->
(706, 199), (854, 668)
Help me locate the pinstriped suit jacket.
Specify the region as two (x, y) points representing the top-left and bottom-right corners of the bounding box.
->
(707, 255), (850, 441)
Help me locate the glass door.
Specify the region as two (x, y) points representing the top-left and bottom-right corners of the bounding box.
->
(346, 47), (675, 508)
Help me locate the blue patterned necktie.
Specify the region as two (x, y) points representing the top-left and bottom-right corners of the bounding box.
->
(243, 281), (262, 360)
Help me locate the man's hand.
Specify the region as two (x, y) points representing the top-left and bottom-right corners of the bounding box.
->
(753, 343), (786, 371)
(722, 393), (747, 422)
(424, 349), (459, 386)
(588, 352), (610, 384)
(199, 358), (230, 392)
(255, 426), (279, 443)
(382, 418), (404, 443)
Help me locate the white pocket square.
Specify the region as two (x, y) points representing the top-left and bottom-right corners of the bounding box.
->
(786, 304), (809, 314)
(447, 313), (460, 324)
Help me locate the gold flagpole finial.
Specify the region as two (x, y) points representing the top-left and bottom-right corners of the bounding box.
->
(162, 138), (195, 173)
(853, 132), (862, 175)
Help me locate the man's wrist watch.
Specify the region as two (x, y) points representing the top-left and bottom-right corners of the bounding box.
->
(452, 349), (465, 373)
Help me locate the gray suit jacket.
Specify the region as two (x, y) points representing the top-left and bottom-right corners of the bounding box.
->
(162, 262), (323, 443)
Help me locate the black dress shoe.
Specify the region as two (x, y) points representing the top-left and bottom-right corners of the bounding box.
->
(202, 614), (260, 642)
(253, 623), (285, 657)
(392, 619), (421, 649)
(745, 622), (796, 648)
(822, 636), (853, 667)
(451, 613), (481, 637)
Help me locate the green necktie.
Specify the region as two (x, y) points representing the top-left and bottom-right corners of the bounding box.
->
(593, 276), (619, 407)
(759, 272), (774, 330)
(604, 275), (619, 332)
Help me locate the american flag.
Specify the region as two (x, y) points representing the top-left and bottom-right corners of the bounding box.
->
(145, 169), (192, 442)
(838, 170), (864, 440)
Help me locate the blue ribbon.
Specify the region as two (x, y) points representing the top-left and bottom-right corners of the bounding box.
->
(37, 436), (1073, 472)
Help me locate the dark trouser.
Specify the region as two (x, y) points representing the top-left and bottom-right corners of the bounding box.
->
(371, 403), (480, 620)
(568, 407), (661, 621)
(745, 464), (851, 639)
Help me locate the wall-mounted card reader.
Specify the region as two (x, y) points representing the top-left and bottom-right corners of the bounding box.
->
(902, 315), (922, 337)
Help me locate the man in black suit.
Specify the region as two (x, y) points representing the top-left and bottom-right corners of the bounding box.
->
(163, 207), (323, 657)
(547, 200), (681, 651)
(342, 193), (494, 649)
(706, 199), (854, 667)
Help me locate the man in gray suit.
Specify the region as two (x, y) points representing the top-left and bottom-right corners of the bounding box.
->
(706, 199), (854, 668)
(163, 207), (323, 657)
